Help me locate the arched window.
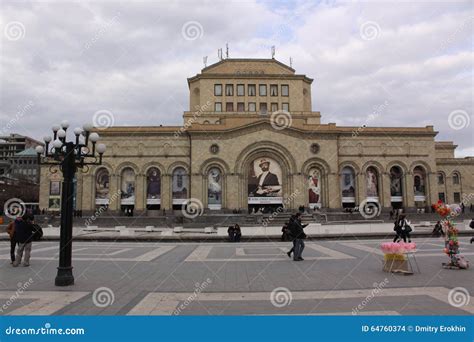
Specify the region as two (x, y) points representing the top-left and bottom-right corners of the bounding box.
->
(95, 168), (110, 205)
(308, 168), (321, 209)
(452, 172), (460, 185)
(340, 166), (356, 206)
(365, 166), (379, 198)
(207, 167), (222, 210)
(437, 173), (444, 185)
(146, 167), (161, 207)
(172, 167), (188, 205)
(120, 167), (136, 205)
(390, 166), (403, 208)
(413, 166), (426, 203)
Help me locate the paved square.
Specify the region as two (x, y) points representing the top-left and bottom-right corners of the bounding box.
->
(0, 237), (472, 315)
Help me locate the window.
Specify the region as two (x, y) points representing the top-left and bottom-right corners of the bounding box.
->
(259, 103), (267, 114)
(271, 103), (278, 112)
(214, 84), (222, 96)
(282, 103), (289, 112)
(248, 102), (256, 112)
(270, 84), (278, 96)
(453, 173), (460, 185)
(215, 102), (222, 112)
(281, 85), (289, 96)
(453, 192), (461, 203)
(237, 102), (245, 112)
(437, 173), (444, 185)
(226, 102), (234, 111)
(248, 85), (256, 96)
(438, 192), (445, 202)
(225, 84), (233, 96)
(237, 84), (245, 96)
(259, 84), (267, 96)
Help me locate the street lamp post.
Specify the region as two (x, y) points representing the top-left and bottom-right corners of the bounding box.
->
(36, 120), (106, 286)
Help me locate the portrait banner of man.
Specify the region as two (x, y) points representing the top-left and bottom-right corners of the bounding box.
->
(248, 157), (283, 204)
(308, 168), (321, 209)
(147, 167), (161, 204)
(366, 167), (379, 199)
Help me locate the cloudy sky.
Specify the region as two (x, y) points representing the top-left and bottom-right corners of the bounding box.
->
(1, 0), (472, 156)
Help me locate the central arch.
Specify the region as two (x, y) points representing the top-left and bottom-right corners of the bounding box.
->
(234, 141), (297, 212)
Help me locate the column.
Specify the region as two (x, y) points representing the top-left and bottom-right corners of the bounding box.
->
(405, 172), (415, 210)
(135, 173), (145, 214)
(427, 172), (438, 208)
(327, 172), (340, 209)
(108, 173), (119, 213)
(161, 173), (172, 210)
(381, 172), (391, 210)
(357, 172), (365, 206)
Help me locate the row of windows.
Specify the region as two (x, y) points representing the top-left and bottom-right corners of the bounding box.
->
(437, 173), (460, 185)
(439, 192), (461, 203)
(215, 102), (289, 113)
(214, 84), (289, 97)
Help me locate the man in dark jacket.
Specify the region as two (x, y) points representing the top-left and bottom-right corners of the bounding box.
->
(12, 214), (35, 267)
(289, 213), (308, 261)
(6, 218), (20, 264)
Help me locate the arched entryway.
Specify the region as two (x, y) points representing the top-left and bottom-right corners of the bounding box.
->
(146, 167), (161, 211)
(389, 165), (404, 209)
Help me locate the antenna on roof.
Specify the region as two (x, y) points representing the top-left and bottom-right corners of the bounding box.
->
(271, 46), (275, 59)
(203, 56), (208, 67)
(218, 48), (223, 61)
(226, 43), (229, 59)
(290, 57), (293, 68)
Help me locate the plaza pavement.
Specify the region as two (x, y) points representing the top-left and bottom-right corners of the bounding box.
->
(0, 237), (473, 316)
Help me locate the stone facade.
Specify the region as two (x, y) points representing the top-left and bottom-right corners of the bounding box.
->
(39, 58), (474, 214)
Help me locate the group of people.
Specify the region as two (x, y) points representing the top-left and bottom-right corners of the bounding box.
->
(281, 212), (308, 261)
(7, 213), (42, 267)
(392, 214), (412, 243)
(227, 224), (242, 242)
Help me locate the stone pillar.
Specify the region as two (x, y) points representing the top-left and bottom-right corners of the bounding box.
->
(76, 173), (83, 211)
(327, 172), (340, 209)
(427, 172), (438, 208)
(135, 173), (145, 213)
(405, 172), (415, 210)
(381, 172), (391, 210)
(191, 173), (203, 203)
(161, 174), (172, 210)
(81, 173), (94, 214)
(226, 174), (240, 210)
(292, 173), (306, 210)
(108, 173), (119, 213)
(357, 172), (365, 206)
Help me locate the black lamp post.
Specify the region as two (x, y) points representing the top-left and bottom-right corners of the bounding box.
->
(36, 120), (106, 286)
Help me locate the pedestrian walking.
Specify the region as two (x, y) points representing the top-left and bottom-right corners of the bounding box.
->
(393, 214), (412, 243)
(288, 213), (308, 261)
(6, 218), (20, 264)
(12, 214), (35, 267)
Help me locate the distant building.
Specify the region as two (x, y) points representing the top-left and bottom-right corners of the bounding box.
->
(0, 134), (42, 177)
(38, 58), (474, 215)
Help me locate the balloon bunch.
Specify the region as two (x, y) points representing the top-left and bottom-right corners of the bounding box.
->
(432, 200), (461, 267)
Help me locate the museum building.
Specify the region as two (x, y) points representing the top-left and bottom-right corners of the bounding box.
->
(39, 58), (474, 215)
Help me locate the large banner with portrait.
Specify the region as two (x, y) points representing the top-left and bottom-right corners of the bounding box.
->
(172, 167), (188, 204)
(208, 168), (222, 210)
(146, 167), (161, 205)
(121, 168), (136, 205)
(308, 168), (321, 209)
(248, 157), (283, 204)
(95, 168), (110, 205)
(365, 167), (379, 200)
(341, 167), (356, 203)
